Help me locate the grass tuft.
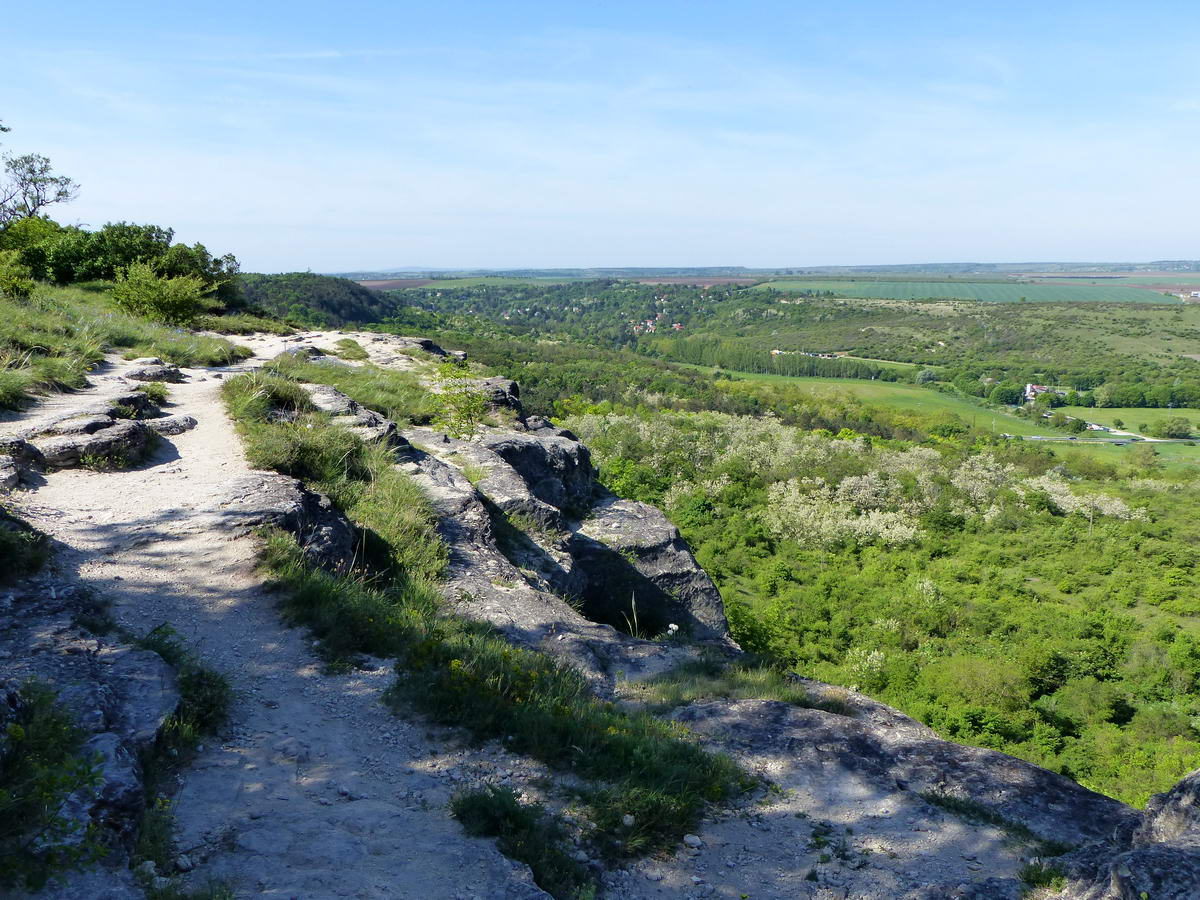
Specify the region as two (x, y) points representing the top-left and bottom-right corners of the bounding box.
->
(452, 786), (595, 899)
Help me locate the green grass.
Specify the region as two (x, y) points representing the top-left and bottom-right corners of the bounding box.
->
(756, 279), (1174, 303)
(0, 284), (250, 409)
(134, 381), (171, 405)
(622, 654), (843, 714)
(195, 311), (294, 336)
(451, 786), (595, 899)
(700, 367), (1048, 435)
(1061, 406), (1200, 435)
(266, 352), (437, 424)
(0, 682), (103, 892)
(332, 337), (369, 360)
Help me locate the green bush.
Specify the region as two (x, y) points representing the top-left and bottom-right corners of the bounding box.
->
(0, 249), (35, 300)
(0, 510), (48, 583)
(112, 262), (216, 326)
(134, 381), (170, 405)
(0, 682), (103, 892)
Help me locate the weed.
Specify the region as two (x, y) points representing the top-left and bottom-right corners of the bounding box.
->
(452, 786), (594, 899)
(110, 403), (140, 420)
(1019, 861), (1066, 893)
(623, 654), (843, 714)
(135, 381), (171, 405)
(0, 681), (104, 892)
(0, 509), (48, 583)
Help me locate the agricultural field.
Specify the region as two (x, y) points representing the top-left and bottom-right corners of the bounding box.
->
(756, 279), (1175, 303)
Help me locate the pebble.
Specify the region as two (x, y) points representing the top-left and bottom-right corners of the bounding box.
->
(683, 834), (703, 848)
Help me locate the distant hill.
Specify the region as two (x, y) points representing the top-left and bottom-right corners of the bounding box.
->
(238, 273), (399, 326)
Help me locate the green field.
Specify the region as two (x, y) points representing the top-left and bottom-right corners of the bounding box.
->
(756, 279), (1175, 303)
(1062, 406), (1200, 436)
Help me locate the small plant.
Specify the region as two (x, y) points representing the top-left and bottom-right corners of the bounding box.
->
(0, 681), (103, 892)
(135, 381), (170, 405)
(432, 363), (489, 439)
(110, 403), (140, 420)
(0, 509), (48, 583)
(1019, 861), (1065, 892)
(452, 786), (594, 899)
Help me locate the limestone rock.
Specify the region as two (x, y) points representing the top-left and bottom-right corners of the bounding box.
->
(146, 414), (197, 436)
(479, 431), (595, 515)
(0, 454), (18, 491)
(300, 383), (407, 448)
(33, 419), (151, 468)
(102, 646), (179, 747)
(125, 359), (183, 382)
(570, 494), (732, 641)
(206, 472), (356, 572)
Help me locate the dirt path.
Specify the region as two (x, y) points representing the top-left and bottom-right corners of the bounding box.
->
(6, 341), (545, 899)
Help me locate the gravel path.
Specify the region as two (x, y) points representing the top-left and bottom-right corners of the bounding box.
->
(7, 340), (546, 899)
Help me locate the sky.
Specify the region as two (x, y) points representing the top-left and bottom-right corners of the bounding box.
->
(3, 1), (1200, 272)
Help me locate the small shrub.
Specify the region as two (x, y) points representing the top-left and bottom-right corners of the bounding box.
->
(134, 381), (170, 405)
(452, 786), (593, 899)
(1019, 861), (1065, 891)
(0, 510), (48, 583)
(0, 682), (103, 892)
(111, 262), (216, 326)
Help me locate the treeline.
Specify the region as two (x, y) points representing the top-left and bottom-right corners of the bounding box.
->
(946, 367), (1200, 409)
(646, 335), (906, 381)
(0, 217), (240, 304)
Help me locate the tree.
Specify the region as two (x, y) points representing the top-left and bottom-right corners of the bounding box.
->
(0, 154), (78, 226)
(1150, 417), (1192, 439)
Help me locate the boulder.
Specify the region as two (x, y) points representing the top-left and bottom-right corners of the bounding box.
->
(569, 494), (732, 642)
(146, 414), (197, 436)
(33, 419), (151, 468)
(480, 376), (521, 411)
(125, 360), (183, 383)
(301, 383), (406, 448)
(206, 472), (356, 572)
(42, 413), (117, 436)
(478, 432), (595, 515)
(102, 646), (179, 746)
(0, 436), (45, 469)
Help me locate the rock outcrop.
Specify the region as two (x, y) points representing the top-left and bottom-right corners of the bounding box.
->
(203, 472), (356, 573)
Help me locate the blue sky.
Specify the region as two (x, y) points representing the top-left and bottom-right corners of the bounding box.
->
(4, 1), (1199, 272)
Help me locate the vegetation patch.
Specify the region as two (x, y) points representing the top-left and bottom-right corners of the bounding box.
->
(623, 654), (845, 714)
(134, 381), (171, 405)
(0, 508), (49, 583)
(452, 786), (595, 899)
(265, 351), (437, 424)
(332, 337), (369, 360)
(0, 681), (103, 893)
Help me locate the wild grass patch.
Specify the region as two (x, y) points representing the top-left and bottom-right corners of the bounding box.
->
(0, 284), (249, 408)
(452, 786), (595, 899)
(921, 792), (1074, 858)
(623, 654), (845, 714)
(332, 337), (370, 361)
(0, 681), (104, 892)
(266, 351), (436, 424)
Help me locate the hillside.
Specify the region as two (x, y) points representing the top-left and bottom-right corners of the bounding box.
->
(237, 272), (400, 326)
